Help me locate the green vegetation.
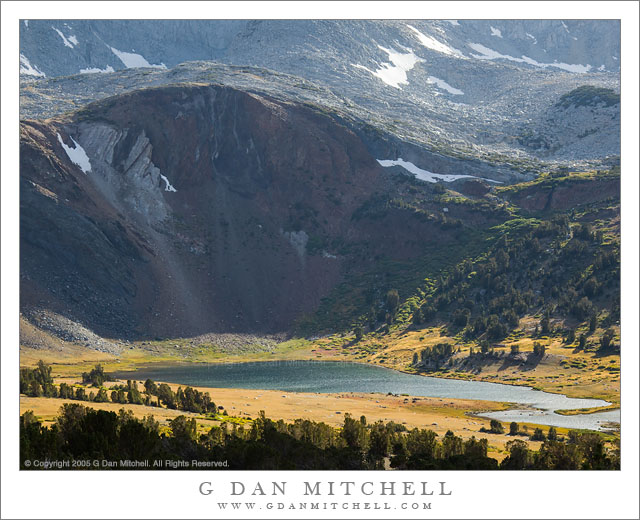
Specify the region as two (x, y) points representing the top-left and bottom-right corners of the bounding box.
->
(495, 168), (619, 197)
(501, 429), (618, 469)
(81, 364), (112, 387)
(414, 343), (455, 369)
(20, 360), (57, 398)
(20, 406), (619, 470)
(407, 207), (619, 347)
(481, 419), (505, 434)
(297, 167), (619, 364)
(556, 85), (620, 109)
(555, 404), (620, 416)
(22, 361), (218, 414)
(296, 196), (506, 335)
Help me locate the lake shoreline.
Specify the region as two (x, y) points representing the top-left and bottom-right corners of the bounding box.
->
(109, 359), (618, 431)
(21, 341), (619, 424)
(111, 356), (615, 416)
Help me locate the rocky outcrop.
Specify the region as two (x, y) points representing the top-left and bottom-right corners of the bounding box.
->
(517, 89), (620, 160)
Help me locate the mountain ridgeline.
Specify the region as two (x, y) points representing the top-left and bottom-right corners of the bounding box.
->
(20, 20), (620, 80)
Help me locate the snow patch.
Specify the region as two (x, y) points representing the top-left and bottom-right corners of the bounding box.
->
(19, 54), (45, 77)
(468, 43), (591, 73)
(377, 158), (502, 184)
(52, 27), (75, 48)
(68, 35), (79, 46)
(110, 47), (167, 69)
(427, 76), (464, 95)
(598, 64), (606, 71)
(160, 174), (177, 192)
(322, 251), (337, 259)
(353, 45), (422, 89)
(490, 26), (502, 38)
(23, 20), (28, 28)
(407, 25), (464, 57)
(57, 133), (91, 174)
(282, 230), (308, 258)
(546, 61), (591, 73)
(469, 43), (514, 60)
(444, 20), (460, 26)
(561, 21), (570, 33)
(526, 33), (537, 44)
(519, 55), (542, 67)
(80, 65), (115, 74)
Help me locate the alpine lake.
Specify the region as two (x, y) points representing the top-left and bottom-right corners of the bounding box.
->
(115, 360), (620, 431)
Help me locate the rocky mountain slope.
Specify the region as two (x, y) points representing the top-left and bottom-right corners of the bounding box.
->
(19, 20), (620, 79)
(20, 20), (620, 164)
(23, 83), (502, 338)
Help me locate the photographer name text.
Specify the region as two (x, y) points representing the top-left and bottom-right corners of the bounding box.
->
(199, 480), (452, 497)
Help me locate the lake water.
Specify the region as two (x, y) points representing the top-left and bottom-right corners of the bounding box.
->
(118, 360), (620, 431)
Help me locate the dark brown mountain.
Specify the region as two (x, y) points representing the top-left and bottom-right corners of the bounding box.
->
(20, 84), (457, 338)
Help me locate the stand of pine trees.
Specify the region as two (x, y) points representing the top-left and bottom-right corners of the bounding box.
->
(20, 406), (618, 470)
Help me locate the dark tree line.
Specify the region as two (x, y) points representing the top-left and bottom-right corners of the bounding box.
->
(20, 362), (218, 414)
(501, 430), (618, 470)
(20, 406), (618, 470)
(412, 343), (455, 370)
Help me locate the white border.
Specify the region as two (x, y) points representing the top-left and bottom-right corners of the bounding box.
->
(2, 2), (638, 519)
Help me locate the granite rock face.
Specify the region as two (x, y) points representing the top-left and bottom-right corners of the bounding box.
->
(19, 20), (620, 79)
